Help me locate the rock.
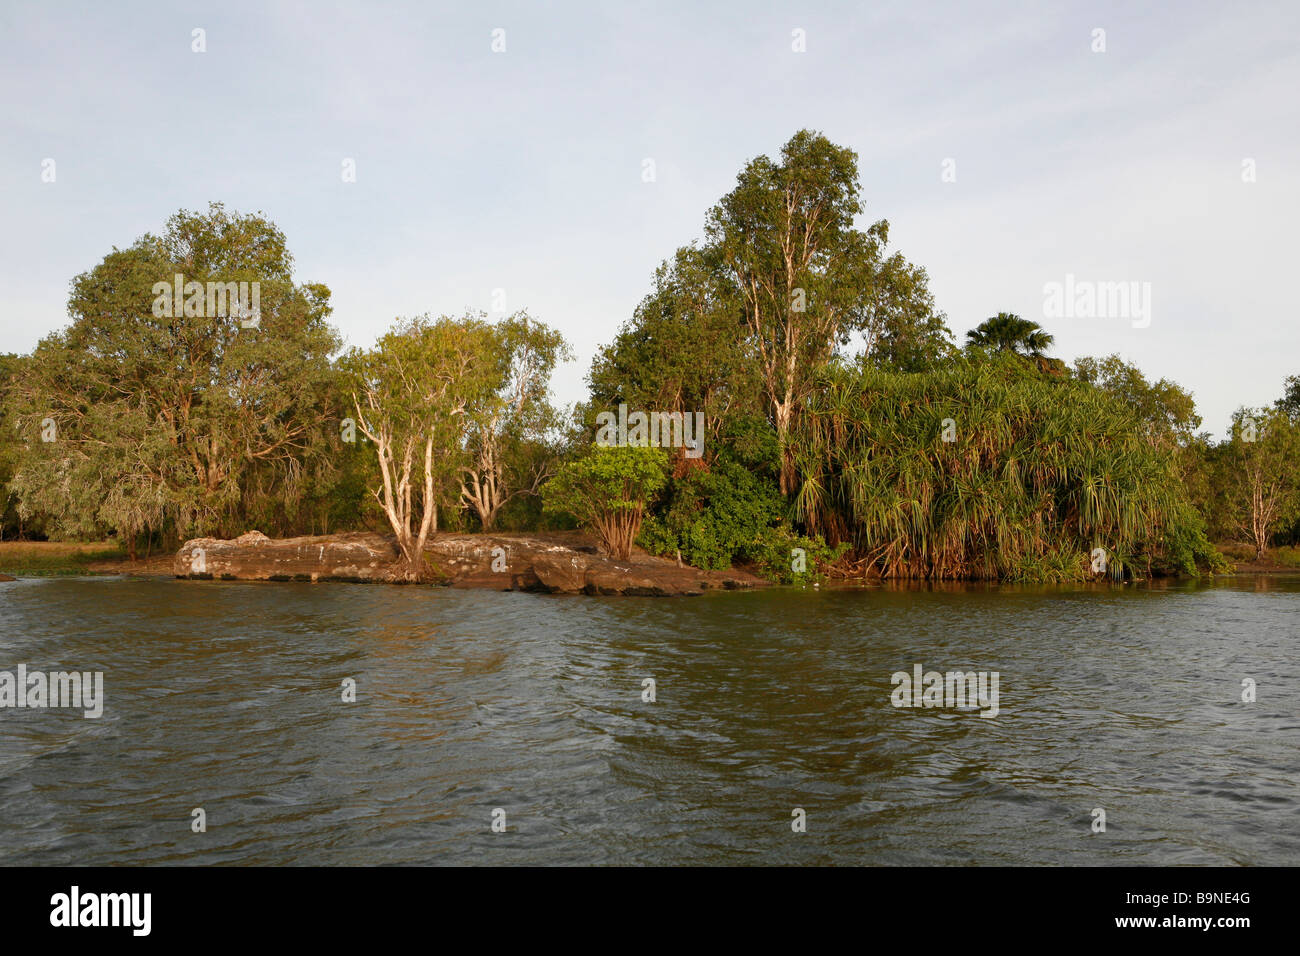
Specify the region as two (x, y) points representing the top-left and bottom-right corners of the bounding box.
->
(176, 532), (400, 582)
(174, 531), (768, 596)
(532, 552), (589, 593)
(584, 565), (669, 596)
(0, 572), (16, 582)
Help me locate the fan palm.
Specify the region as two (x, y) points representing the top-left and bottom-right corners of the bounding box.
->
(966, 312), (1055, 358)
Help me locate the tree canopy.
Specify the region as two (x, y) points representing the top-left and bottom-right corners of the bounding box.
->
(5, 204), (339, 550)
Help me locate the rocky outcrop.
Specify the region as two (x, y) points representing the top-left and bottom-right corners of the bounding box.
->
(174, 531), (765, 596)
(175, 532), (400, 583)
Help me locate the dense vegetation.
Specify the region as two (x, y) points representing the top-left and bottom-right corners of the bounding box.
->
(794, 356), (1219, 580)
(2, 132), (1297, 582)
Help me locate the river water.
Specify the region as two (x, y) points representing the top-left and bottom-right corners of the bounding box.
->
(0, 575), (1296, 865)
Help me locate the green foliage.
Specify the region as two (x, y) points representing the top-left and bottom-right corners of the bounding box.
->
(588, 245), (760, 462)
(1276, 374), (1300, 420)
(1073, 353), (1201, 443)
(1158, 503), (1232, 575)
(965, 312), (1054, 357)
(0, 353), (26, 539)
(739, 526), (848, 585)
(2, 149), (1288, 587)
(460, 311), (572, 530)
(543, 445), (668, 559)
(706, 411), (780, 481)
(636, 458), (783, 570)
(634, 455), (852, 582)
(704, 129), (952, 493)
(339, 312), (503, 571)
(793, 353), (1218, 580)
(5, 204), (339, 546)
(1221, 406), (1300, 558)
(544, 444), (669, 518)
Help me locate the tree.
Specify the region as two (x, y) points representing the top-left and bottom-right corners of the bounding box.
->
(544, 445), (668, 560)
(1181, 432), (1235, 542)
(588, 244), (760, 462)
(1073, 354), (1201, 446)
(1225, 407), (1300, 560)
(636, 455), (784, 570)
(0, 354), (28, 539)
(966, 313), (1055, 357)
(459, 312), (571, 531)
(861, 252), (955, 372)
(1275, 374), (1300, 420)
(6, 204), (339, 547)
(705, 129), (947, 495)
(1268, 375), (1300, 546)
(342, 314), (500, 578)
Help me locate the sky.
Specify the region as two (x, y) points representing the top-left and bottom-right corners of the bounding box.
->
(2, 0), (1297, 435)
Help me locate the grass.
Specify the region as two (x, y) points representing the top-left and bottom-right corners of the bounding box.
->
(1217, 542), (1256, 563)
(1213, 541), (1300, 569)
(0, 540), (126, 576)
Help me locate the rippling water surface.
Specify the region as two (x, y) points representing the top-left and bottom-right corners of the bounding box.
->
(0, 575), (1297, 865)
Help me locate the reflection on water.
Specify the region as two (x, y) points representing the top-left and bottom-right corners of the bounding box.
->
(0, 574), (1297, 865)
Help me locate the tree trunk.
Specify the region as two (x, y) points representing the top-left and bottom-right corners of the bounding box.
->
(775, 401), (796, 496)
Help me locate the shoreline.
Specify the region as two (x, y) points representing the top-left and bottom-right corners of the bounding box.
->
(168, 530), (767, 597)
(4, 539), (1299, 587)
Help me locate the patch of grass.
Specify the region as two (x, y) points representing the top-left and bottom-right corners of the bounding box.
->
(1271, 545), (1300, 568)
(0, 540), (126, 575)
(1212, 541), (1300, 569)
(1215, 541), (1255, 563)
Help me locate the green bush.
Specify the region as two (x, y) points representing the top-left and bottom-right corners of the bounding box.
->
(544, 445), (668, 559)
(739, 525), (847, 585)
(637, 458), (783, 570)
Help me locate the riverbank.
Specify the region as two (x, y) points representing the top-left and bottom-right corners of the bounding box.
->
(168, 530), (766, 596)
(0, 540), (127, 577)
(1212, 541), (1300, 574)
(4, 537), (1298, 586)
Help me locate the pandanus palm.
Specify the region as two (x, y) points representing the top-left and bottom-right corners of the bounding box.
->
(793, 354), (1209, 581)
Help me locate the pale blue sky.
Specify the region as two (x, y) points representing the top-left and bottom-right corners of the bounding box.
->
(2, 0), (1297, 434)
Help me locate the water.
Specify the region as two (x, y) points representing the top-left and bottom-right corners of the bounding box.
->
(0, 575), (1296, 865)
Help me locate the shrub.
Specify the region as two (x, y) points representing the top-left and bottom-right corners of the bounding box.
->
(543, 445), (668, 559)
(636, 458), (783, 570)
(739, 525), (848, 585)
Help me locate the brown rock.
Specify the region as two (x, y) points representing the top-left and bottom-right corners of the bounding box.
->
(173, 530), (768, 596)
(583, 564), (669, 596)
(176, 532), (399, 582)
(532, 552), (590, 593)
